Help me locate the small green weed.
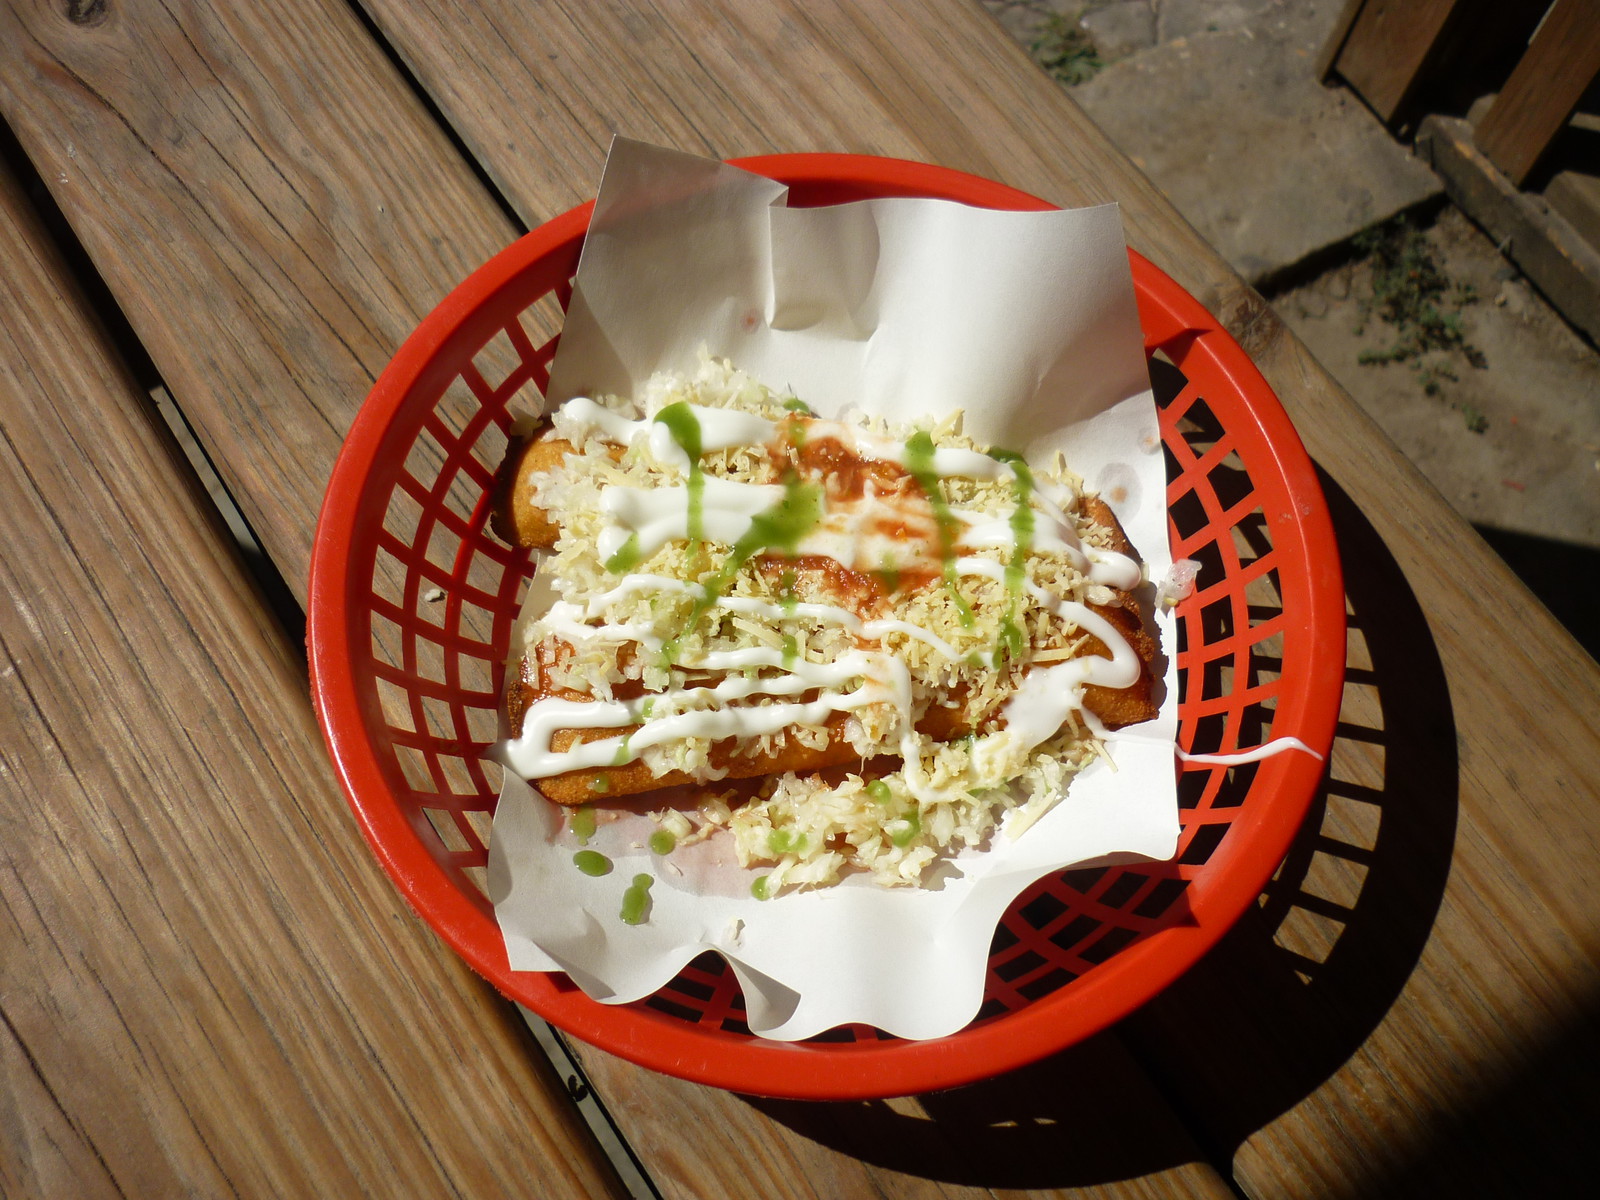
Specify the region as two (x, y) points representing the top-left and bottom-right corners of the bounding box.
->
(1031, 11), (1104, 85)
(1353, 218), (1487, 427)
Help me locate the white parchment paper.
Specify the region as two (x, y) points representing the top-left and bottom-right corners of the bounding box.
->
(486, 138), (1178, 1041)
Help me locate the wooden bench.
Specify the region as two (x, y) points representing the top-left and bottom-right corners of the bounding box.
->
(2, 1), (1596, 1195)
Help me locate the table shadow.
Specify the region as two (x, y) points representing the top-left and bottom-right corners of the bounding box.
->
(1110, 467), (1461, 1165)
(1472, 523), (1600, 662)
(1330, 979), (1600, 1197)
(745, 467), (1462, 1189)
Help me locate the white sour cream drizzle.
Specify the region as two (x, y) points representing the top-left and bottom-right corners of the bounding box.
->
(597, 477), (785, 564)
(505, 586), (1140, 790)
(1176, 738), (1324, 764)
(955, 510), (1141, 589)
(506, 682), (884, 777)
(1097, 709), (1324, 766)
(558, 396), (1010, 484)
(502, 396), (1152, 792)
(539, 574), (963, 661)
(560, 399), (1141, 589)
(987, 601), (1141, 752)
(596, 478), (940, 574)
(558, 396), (774, 468)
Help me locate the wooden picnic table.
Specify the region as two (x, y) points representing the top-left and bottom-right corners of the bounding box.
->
(1, 1), (1595, 1196)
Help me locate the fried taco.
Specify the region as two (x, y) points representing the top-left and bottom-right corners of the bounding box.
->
(492, 356), (1157, 889)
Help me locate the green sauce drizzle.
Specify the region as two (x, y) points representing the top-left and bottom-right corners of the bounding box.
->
(648, 829), (676, 855)
(604, 532), (643, 574)
(751, 875), (773, 901)
(903, 430), (974, 626)
(661, 473), (823, 664)
(654, 402), (706, 565)
(782, 396), (813, 415)
(620, 874), (654, 925)
(779, 568), (799, 615)
(890, 809), (922, 848)
(572, 850), (612, 876)
(781, 632), (799, 669)
(986, 448), (1036, 665)
(740, 473), (822, 554)
(569, 806), (596, 845)
(874, 552), (901, 595)
(766, 828), (808, 856)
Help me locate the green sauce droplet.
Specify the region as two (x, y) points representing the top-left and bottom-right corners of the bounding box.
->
(781, 632), (799, 669)
(776, 410), (811, 452)
(570, 806), (596, 845)
(751, 875), (772, 901)
(620, 874), (654, 925)
(766, 828), (808, 856)
(648, 829), (676, 855)
(904, 430), (974, 626)
(867, 779), (893, 805)
(588, 774), (611, 794)
(890, 810), (922, 848)
(779, 568), (799, 615)
(573, 850), (612, 876)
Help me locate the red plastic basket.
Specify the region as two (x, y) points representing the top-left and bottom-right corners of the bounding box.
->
(308, 154), (1344, 1101)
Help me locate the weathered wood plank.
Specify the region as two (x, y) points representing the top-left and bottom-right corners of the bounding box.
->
(0, 0), (524, 604)
(576, 1032), (1238, 1200)
(1326, 0), (1466, 123)
(0, 160), (621, 1199)
(358, 0), (1221, 284)
(1546, 166), (1600, 248)
(1474, 0), (1600, 185)
(1420, 114), (1600, 345)
(1315, 0), (1372, 81)
(0, 1006), (122, 1200)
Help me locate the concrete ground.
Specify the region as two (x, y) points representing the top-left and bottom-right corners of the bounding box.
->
(980, 0), (1600, 654)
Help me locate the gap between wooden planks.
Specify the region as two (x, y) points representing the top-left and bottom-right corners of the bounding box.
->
(0, 155), (623, 1199)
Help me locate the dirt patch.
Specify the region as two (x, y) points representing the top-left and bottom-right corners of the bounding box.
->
(1273, 205), (1600, 547)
